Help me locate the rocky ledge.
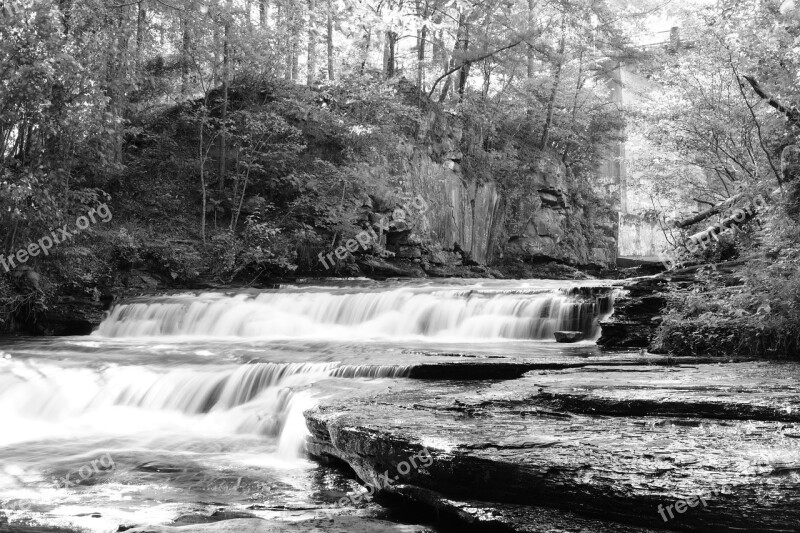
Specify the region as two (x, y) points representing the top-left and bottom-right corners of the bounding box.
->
(305, 358), (800, 532)
(597, 277), (667, 349)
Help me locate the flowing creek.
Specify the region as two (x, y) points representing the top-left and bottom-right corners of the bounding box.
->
(0, 278), (618, 532)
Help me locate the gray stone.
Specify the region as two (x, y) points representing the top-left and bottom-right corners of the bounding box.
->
(554, 331), (584, 343)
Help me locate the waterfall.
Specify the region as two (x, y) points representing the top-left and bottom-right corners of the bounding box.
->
(94, 286), (614, 341)
(0, 359), (408, 454)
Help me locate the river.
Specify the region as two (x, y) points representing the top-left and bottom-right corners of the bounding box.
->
(0, 278), (616, 532)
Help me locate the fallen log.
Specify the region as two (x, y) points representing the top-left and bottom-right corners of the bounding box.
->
(685, 196), (765, 251)
(674, 193), (743, 228)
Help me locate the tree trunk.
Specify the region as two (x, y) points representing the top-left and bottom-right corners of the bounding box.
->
(481, 59), (491, 98)
(440, 8), (466, 102)
(540, 18), (566, 149)
(307, 0), (317, 85)
(417, 24), (427, 90)
(292, 37), (299, 80)
(562, 47), (585, 163)
(289, 4), (299, 82)
(526, 0), (536, 120)
(456, 17), (470, 97)
(218, 13), (230, 194)
(259, 0), (268, 26)
(283, 5), (293, 80)
(385, 31), (397, 78)
(199, 110), (207, 245)
(212, 25), (220, 85)
(675, 193), (745, 228)
(326, 0), (334, 80)
(57, 0), (72, 34)
(415, 0), (428, 90)
(136, 0), (146, 57)
(438, 32), (453, 102)
(180, 16), (190, 95)
(360, 28), (371, 74)
(527, 0), (535, 79)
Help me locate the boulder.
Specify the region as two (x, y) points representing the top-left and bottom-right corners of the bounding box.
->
(554, 331), (584, 343)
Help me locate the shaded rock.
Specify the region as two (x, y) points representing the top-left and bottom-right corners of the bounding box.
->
(495, 260), (594, 280)
(598, 278), (667, 348)
(357, 257), (427, 278)
(394, 246), (421, 259)
(34, 296), (106, 335)
(538, 189), (567, 208)
(554, 331), (584, 343)
(389, 485), (664, 533)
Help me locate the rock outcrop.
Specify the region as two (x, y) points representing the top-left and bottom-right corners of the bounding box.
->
(598, 277), (667, 348)
(344, 88), (618, 272)
(305, 359), (800, 532)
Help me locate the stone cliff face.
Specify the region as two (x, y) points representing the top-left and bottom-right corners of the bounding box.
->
(404, 137), (503, 265)
(385, 107), (617, 269)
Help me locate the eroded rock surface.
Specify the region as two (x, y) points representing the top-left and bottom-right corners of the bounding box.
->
(305, 359), (800, 532)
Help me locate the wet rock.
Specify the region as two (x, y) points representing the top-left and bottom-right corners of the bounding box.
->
(598, 278), (667, 348)
(526, 362), (800, 422)
(306, 360), (800, 532)
(553, 331), (584, 343)
(389, 485), (664, 533)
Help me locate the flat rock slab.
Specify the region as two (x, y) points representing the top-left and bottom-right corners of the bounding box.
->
(124, 517), (433, 533)
(305, 361), (800, 532)
(402, 354), (727, 380)
(522, 362), (800, 422)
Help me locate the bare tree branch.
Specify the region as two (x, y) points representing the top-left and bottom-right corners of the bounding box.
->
(427, 38), (524, 99)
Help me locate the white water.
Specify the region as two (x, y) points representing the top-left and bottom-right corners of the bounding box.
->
(95, 284), (612, 340)
(0, 279), (616, 532)
(0, 358), (406, 453)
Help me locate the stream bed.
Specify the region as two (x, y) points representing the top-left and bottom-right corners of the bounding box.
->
(0, 278), (617, 532)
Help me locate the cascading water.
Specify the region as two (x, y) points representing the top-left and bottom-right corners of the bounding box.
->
(94, 283), (613, 340)
(0, 279), (616, 532)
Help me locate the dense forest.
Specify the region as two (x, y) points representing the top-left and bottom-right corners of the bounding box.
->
(2, 0), (800, 358)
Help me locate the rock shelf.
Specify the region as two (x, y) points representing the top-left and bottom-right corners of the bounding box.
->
(305, 358), (800, 532)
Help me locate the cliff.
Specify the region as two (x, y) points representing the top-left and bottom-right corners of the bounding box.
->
(318, 81), (618, 274)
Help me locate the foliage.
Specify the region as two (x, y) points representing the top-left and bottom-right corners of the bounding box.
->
(656, 204), (800, 358)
